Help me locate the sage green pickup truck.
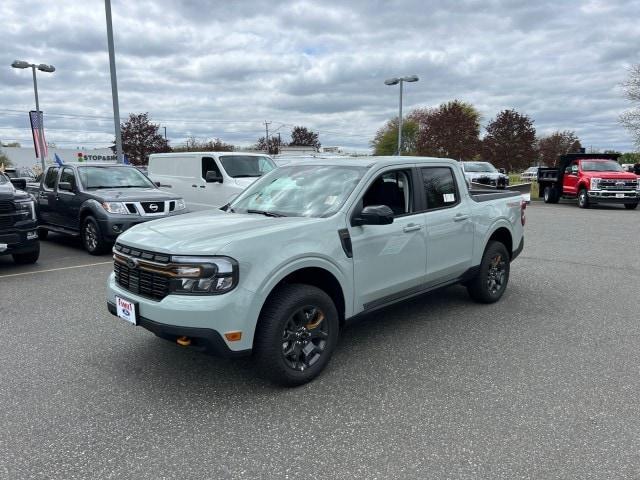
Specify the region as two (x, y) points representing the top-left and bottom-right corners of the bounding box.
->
(107, 156), (525, 386)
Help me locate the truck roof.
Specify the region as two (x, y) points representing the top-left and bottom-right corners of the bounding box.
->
(287, 156), (461, 168)
(149, 152), (270, 158)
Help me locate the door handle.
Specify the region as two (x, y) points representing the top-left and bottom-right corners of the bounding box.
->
(192, 184), (198, 188)
(199, 185), (205, 188)
(403, 224), (422, 233)
(454, 214), (469, 222)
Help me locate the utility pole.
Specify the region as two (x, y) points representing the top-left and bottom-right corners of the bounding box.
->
(105, 0), (123, 163)
(264, 121), (271, 153)
(163, 126), (167, 141)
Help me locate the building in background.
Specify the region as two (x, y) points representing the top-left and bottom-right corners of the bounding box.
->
(0, 146), (116, 172)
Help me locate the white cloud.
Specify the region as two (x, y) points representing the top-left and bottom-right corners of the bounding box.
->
(1, 0), (639, 152)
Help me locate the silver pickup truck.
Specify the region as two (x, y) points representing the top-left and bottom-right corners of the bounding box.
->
(107, 156), (525, 386)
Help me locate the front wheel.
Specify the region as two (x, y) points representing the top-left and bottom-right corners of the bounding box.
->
(624, 203), (638, 210)
(12, 244), (40, 264)
(467, 241), (510, 304)
(578, 188), (589, 208)
(254, 284), (339, 386)
(82, 216), (109, 255)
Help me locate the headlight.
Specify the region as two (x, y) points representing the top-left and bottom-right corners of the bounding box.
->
(174, 198), (186, 211)
(590, 178), (601, 190)
(169, 256), (238, 295)
(15, 199), (36, 220)
(637, 178), (640, 191)
(102, 202), (130, 215)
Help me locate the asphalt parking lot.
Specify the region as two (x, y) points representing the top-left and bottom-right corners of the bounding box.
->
(1, 202), (639, 479)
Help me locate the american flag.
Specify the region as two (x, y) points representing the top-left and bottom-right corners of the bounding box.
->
(29, 110), (48, 159)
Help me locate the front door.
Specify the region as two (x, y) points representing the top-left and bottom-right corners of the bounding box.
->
(55, 167), (82, 230)
(420, 166), (475, 283)
(38, 167), (60, 225)
(195, 156), (228, 209)
(563, 161), (579, 195)
(349, 167), (427, 309)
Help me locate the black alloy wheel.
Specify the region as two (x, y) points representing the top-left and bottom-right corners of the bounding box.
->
(82, 217), (107, 255)
(281, 306), (329, 372)
(467, 241), (510, 304)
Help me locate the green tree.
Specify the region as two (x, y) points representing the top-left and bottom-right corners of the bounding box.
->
(537, 131), (582, 166)
(289, 126), (320, 149)
(119, 113), (171, 165)
(620, 64), (640, 148)
(619, 152), (640, 164)
(482, 109), (537, 172)
(370, 117), (418, 155)
(255, 136), (282, 154)
(412, 100), (481, 159)
(0, 152), (12, 168)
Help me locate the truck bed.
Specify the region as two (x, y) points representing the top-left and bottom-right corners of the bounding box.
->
(469, 189), (522, 202)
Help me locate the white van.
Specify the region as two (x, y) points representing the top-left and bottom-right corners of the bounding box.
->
(148, 152), (276, 210)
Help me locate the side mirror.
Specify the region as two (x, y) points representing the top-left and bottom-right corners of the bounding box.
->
(58, 181), (73, 192)
(206, 171), (223, 183)
(352, 205), (394, 227)
(498, 168), (506, 174)
(9, 178), (27, 190)
(154, 181), (161, 187)
(571, 166), (578, 175)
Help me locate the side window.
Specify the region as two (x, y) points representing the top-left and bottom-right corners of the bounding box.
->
(202, 157), (220, 180)
(44, 167), (59, 190)
(361, 169), (413, 216)
(421, 167), (458, 210)
(60, 168), (77, 191)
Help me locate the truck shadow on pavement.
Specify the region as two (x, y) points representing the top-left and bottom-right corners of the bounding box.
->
(101, 284), (498, 395)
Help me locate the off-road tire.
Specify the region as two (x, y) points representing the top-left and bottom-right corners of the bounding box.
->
(12, 244), (40, 264)
(467, 241), (510, 304)
(253, 284), (339, 387)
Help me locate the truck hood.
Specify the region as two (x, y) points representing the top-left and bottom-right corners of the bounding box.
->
(89, 187), (181, 202)
(580, 171), (638, 179)
(116, 210), (320, 255)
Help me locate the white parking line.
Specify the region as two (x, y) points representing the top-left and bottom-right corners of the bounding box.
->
(0, 261), (112, 279)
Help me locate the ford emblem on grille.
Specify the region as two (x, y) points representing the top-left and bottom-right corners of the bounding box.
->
(616, 181), (624, 187)
(127, 257), (139, 269)
(149, 203), (158, 212)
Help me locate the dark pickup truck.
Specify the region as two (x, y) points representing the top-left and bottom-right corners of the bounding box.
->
(29, 163), (188, 254)
(0, 173), (39, 264)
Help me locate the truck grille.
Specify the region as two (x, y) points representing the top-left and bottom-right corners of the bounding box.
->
(0, 200), (15, 214)
(113, 243), (171, 301)
(599, 179), (638, 190)
(141, 201), (165, 214)
(0, 214), (16, 229)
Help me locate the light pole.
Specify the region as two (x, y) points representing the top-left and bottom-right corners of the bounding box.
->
(384, 75), (419, 155)
(11, 60), (55, 172)
(105, 0), (123, 163)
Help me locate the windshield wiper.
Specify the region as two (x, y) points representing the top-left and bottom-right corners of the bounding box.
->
(246, 209), (285, 217)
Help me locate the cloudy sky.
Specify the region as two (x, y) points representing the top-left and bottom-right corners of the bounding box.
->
(1, 0), (639, 153)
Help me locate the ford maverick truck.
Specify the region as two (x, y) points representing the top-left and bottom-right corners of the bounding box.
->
(107, 157), (525, 386)
(30, 163), (188, 254)
(538, 153), (640, 209)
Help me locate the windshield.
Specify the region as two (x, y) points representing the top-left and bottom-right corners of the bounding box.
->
(463, 162), (497, 173)
(219, 155), (275, 178)
(230, 164), (367, 217)
(78, 166), (156, 189)
(581, 160), (624, 172)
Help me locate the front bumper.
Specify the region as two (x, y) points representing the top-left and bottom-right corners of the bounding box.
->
(587, 190), (639, 203)
(0, 226), (39, 256)
(106, 273), (258, 355)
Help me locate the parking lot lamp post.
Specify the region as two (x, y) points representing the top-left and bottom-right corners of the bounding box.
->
(11, 60), (55, 173)
(384, 75), (419, 155)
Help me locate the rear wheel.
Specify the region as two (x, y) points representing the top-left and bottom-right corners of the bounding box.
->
(82, 216), (108, 255)
(254, 284), (339, 386)
(578, 188), (589, 208)
(12, 244), (40, 264)
(624, 203), (638, 210)
(467, 241), (510, 304)
(543, 186), (558, 204)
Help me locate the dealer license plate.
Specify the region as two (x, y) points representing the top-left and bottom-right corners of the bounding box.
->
(616, 193), (625, 198)
(115, 296), (137, 325)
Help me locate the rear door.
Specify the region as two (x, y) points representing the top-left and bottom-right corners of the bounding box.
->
(348, 166), (427, 309)
(421, 166), (474, 283)
(38, 167), (60, 225)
